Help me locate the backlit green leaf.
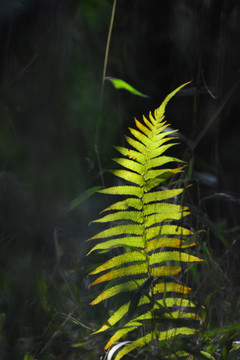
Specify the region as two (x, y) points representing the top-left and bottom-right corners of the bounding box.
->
(93, 210), (143, 224)
(105, 77), (149, 97)
(149, 251), (203, 265)
(90, 251), (145, 275)
(91, 262), (148, 285)
(86, 236), (145, 255)
(89, 224), (144, 240)
(91, 279), (146, 305)
(99, 185), (143, 197)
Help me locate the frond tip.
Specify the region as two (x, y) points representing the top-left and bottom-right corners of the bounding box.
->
(87, 81), (204, 359)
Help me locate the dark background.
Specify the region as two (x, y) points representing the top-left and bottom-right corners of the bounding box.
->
(0, 0), (240, 359)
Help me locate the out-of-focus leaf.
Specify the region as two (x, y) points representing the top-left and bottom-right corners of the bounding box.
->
(105, 77), (149, 97)
(203, 322), (240, 338)
(187, 159), (194, 178)
(67, 186), (101, 212)
(72, 341), (89, 348)
(200, 350), (216, 360)
(231, 341), (240, 352)
(38, 279), (50, 312)
(222, 346), (228, 359)
(194, 171), (218, 187)
(54, 229), (63, 260)
(188, 264), (201, 286)
(163, 126), (188, 143)
(23, 354), (34, 360)
(214, 192), (240, 203)
(224, 225), (240, 233)
(201, 192), (240, 204)
(0, 313), (6, 331)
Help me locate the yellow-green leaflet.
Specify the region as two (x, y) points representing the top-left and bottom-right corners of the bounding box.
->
(113, 157), (144, 174)
(149, 251), (203, 265)
(91, 263), (148, 285)
(99, 185), (143, 197)
(89, 251), (146, 275)
(93, 210), (143, 224)
(110, 169), (144, 186)
(147, 238), (196, 251)
(90, 279), (146, 305)
(105, 321), (142, 350)
(86, 236), (144, 255)
(153, 282), (191, 295)
(101, 197), (143, 211)
(143, 188), (184, 203)
(89, 224), (144, 240)
(87, 82), (204, 358)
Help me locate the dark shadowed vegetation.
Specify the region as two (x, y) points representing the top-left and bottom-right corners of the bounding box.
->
(0, 0), (240, 359)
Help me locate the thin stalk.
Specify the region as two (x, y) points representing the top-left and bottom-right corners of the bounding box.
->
(101, 0), (117, 102)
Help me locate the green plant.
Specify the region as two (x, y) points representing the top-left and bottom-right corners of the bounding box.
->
(87, 83), (208, 359)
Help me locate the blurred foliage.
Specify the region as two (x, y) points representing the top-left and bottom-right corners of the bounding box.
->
(0, 0), (239, 359)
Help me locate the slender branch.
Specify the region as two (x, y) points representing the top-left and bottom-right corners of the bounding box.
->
(95, 0), (117, 187)
(101, 0), (117, 102)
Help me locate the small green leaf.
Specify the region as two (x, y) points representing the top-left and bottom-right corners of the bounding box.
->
(105, 77), (149, 97)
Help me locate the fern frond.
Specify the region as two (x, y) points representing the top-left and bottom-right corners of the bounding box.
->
(87, 82), (204, 358)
